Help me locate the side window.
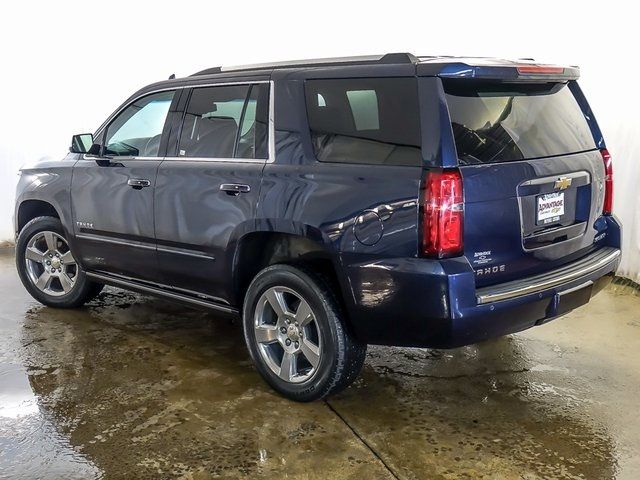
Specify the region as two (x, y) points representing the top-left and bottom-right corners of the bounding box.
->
(305, 78), (422, 166)
(346, 90), (379, 130)
(104, 91), (175, 157)
(178, 83), (269, 159)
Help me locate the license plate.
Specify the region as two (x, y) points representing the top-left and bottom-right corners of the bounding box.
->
(537, 192), (565, 225)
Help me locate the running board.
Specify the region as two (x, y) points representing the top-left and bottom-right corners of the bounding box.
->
(86, 271), (239, 315)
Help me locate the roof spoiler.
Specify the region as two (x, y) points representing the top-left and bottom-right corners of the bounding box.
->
(429, 62), (580, 81)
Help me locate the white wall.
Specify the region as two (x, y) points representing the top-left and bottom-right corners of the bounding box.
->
(2, 0), (638, 281)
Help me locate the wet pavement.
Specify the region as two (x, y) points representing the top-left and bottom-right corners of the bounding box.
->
(1, 249), (639, 480)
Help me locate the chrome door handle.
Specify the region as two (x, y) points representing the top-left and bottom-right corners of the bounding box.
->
(220, 183), (251, 195)
(127, 178), (151, 189)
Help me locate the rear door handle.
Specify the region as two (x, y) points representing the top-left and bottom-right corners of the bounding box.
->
(220, 183), (251, 195)
(127, 178), (151, 189)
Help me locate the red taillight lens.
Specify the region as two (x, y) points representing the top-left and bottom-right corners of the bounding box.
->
(601, 148), (613, 215)
(422, 169), (464, 258)
(516, 65), (565, 75)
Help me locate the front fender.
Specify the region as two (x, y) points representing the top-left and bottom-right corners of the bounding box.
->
(15, 156), (78, 238)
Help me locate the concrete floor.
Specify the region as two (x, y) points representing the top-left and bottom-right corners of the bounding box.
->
(1, 250), (639, 480)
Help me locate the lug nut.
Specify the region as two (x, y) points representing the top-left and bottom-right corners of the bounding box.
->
(294, 322), (299, 327)
(285, 339), (291, 346)
(285, 318), (290, 324)
(280, 327), (287, 334)
(294, 341), (299, 348)
(51, 268), (56, 273)
(49, 253), (53, 258)
(46, 260), (51, 265)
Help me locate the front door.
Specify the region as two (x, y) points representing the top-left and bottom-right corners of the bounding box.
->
(71, 90), (178, 281)
(155, 81), (271, 304)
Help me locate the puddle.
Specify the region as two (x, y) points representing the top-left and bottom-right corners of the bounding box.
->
(1, 251), (639, 479)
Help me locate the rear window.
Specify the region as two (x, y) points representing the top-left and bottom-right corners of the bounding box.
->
(444, 81), (596, 165)
(305, 78), (422, 166)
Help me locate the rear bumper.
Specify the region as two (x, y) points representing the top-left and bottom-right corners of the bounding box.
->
(341, 244), (621, 348)
(444, 247), (620, 348)
(475, 247), (620, 304)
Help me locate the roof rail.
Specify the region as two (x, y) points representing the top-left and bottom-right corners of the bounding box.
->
(191, 53), (418, 76)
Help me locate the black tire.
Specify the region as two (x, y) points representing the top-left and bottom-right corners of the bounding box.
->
(16, 216), (104, 308)
(243, 264), (366, 402)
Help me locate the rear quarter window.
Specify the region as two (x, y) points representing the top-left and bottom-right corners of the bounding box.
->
(444, 81), (596, 164)
(305, 78), (422, 166)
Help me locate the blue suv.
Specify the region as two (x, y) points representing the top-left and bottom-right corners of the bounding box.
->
(14, 53), (621, 401)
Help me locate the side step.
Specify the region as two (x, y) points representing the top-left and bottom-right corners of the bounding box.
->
(86, 271), (239, 316)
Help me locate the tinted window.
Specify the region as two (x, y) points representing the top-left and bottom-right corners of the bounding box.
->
(346, 90), (379, 130)
(238, 84), (269, 159)
(305, 78), (422, 166)
(104, 91), (174, 157)
(444, 81), (596, 165)
(178, 84), (269, 159)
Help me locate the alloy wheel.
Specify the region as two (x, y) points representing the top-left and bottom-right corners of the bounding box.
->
(24, 231), (77, 297)
(253, 286), (322, 383)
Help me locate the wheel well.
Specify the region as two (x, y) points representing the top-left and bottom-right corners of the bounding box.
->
(17, 200), (60, 233)
(234, 232), (345, 310)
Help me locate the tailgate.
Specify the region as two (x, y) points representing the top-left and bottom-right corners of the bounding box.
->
(442, 79), (608, 286)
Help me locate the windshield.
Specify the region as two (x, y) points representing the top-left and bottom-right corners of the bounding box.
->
(444, 81), (596, 165)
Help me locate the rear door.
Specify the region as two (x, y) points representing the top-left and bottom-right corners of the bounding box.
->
(154, 80), (270, 304)
(71, 90), (177, 281)
(442, 80), (606, 286)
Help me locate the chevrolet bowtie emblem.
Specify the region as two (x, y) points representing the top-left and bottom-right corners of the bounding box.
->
(554, 177), (572, 190)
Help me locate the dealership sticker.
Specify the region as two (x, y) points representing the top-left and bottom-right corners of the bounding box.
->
(537, 192), (564, 224)
(473, 250), (492, 265)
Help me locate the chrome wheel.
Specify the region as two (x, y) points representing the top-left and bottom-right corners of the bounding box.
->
(254, 286), (322, 383)
(24, 231), (77, 297)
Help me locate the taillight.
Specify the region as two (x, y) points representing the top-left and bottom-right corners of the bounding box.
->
(601, 148), (613, 215)
(516, 65), (565, 75)
(421, 169), (464, 258)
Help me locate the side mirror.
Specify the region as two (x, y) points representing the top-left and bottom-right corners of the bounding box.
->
(70, 133), (96, 154)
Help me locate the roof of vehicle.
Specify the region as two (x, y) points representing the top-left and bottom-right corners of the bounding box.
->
(136, 53), (580, 97)
(190, 53), (580, 80)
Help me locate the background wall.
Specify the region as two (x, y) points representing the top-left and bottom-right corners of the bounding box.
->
(1, 0), (638, 281)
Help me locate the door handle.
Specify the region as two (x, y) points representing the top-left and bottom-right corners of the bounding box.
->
(127, 178), (151, 189)
(219, 183), (251, 195)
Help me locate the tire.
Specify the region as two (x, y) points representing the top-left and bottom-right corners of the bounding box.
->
(242, 264), (366, 402)
(16, 216), (104, 308)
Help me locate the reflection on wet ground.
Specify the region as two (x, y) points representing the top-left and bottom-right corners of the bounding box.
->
(1, 249), (639, 479)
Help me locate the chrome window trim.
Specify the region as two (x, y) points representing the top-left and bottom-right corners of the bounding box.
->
(267, 79), (275, 162)
(84, 80), (275, 164)
(81, 155), (164, 161)
(162, 157), (266, 164)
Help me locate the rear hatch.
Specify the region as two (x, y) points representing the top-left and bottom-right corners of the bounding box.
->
(443, 78), (607, 286)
